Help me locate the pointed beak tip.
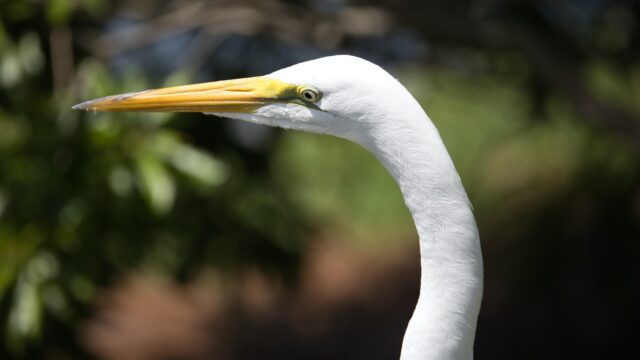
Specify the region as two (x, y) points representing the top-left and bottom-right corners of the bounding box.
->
(69, 77), (293, 113)
(72, 101), (93, 111)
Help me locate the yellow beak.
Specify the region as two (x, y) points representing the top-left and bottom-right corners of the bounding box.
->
(73, 77), (298, 113)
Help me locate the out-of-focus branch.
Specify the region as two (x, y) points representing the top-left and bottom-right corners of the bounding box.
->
(50, 26), (74, 91)
(88, 0), (391, 58)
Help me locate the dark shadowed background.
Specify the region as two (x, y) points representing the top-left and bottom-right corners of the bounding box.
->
(1, 0), (639, 359)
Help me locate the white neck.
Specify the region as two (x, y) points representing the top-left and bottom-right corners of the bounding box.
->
(355, 100), (483, 360)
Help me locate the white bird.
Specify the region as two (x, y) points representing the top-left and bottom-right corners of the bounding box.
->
(74, 55), (483, 360)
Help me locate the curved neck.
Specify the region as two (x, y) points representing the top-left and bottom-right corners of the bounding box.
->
(356, 106), (483, 359)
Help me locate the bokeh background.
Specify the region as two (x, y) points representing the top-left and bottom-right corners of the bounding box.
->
(1, 0), (639, 359)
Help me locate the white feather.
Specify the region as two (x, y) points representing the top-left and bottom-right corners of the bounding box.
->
(214, 55), (483, 360)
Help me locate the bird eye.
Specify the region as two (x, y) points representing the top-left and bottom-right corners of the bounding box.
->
(298, 86), (321, 103)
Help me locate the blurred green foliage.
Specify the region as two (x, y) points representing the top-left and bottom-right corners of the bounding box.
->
(0, 1), (308, 357)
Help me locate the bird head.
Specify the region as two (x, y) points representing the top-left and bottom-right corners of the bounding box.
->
(73, 55), (412, 144)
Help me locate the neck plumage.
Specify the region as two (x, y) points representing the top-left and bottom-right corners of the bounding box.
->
(356, 100), (483, 360)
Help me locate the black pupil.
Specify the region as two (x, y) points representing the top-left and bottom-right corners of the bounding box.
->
(304, 91), (313, 100)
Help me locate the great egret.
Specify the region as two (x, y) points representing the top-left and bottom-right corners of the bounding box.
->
(74, 55), (483, 360)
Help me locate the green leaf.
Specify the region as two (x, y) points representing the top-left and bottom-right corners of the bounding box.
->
(0, 52), (21, 88)
(135, 153), (176, 215)
(7, 275), (41, 350)
(108, 165), (134, 197)
(18, 33), (43, 76)
(46, 0), (73, 25)
(7, 253), (59, 350)
(152, 132), (228, 187)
